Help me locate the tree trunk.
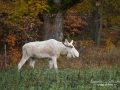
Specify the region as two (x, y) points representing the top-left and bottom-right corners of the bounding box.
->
(53, 12), (63, 41)
(96, 0), (104, 46)
(95, 2), (99, 45)
(43, 12), (52, 40)
(43, 0), (83, 41)
(87, 11), (96, 42)
(43, 12), (63, 41)
(90, 11), (96, 40)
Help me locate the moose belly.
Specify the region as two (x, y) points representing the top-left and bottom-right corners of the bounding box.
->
(32, 53), (51, 59)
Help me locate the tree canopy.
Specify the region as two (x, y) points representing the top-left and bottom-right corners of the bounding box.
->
(75, 0), (120, 27)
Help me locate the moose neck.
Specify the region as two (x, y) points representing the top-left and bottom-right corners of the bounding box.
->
(59, 42), (68, 55)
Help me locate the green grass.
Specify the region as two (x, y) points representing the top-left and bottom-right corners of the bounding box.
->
(0, 65), (120, 90)
(0, 47), (120, 90)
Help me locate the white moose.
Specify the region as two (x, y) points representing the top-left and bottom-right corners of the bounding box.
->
(18, 39), (79, 70)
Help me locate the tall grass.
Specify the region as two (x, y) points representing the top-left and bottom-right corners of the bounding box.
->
(0, 66), (120, 90)
(83, 47), (120, 68)
(0, 47), (120, 70)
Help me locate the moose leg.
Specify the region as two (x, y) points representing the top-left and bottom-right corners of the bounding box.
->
(29, 58), (36, 68)
(18, 55), (29, 70)
(51, 57), (58, 70)
(49, 60), (53, 69)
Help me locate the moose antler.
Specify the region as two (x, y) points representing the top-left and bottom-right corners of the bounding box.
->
(62, 42), (73, 48)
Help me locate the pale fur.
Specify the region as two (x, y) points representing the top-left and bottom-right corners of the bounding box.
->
(18, 39), (79, 70)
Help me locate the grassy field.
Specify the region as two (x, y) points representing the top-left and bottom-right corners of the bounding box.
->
(0, 48), (120, 90)
(0, 65), (120, 90)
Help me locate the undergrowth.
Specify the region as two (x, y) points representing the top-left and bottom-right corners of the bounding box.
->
(0, 65), (120, 90)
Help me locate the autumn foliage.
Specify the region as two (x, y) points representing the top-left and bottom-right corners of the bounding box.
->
(0, 0), (120, 67)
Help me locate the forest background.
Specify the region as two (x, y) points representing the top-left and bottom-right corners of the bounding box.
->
(0, 0), (120, 69)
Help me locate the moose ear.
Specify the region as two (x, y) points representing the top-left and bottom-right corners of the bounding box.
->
(64, 39), (69, 45)
(70, 40), (73, 45)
